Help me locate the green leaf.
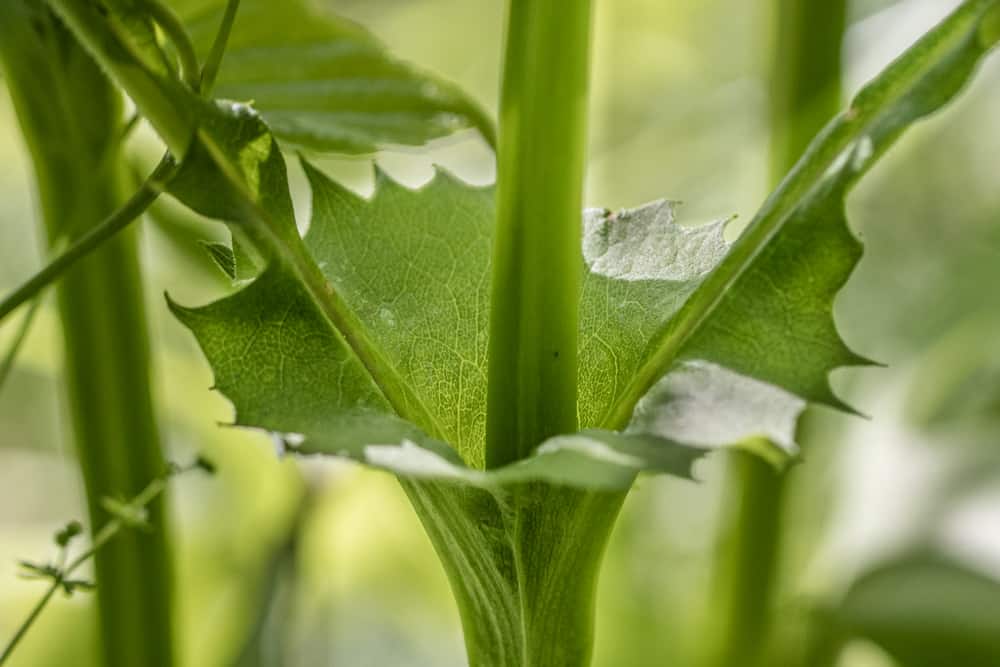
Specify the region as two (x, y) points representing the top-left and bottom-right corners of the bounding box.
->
(174, 0), (495, 152)
(170, 159), (700, 489)
(836, 553), (1000, 667)
(49, 0), (1000, 481)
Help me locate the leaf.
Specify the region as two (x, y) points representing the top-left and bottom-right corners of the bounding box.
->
(299, 164), (494, 464)
(173, 0), (495, 153)
(836, 552), (1000, 667)
(170, 157), (700, 489)
(173, 0), (1000, 474)
(630, 360), (805, 468)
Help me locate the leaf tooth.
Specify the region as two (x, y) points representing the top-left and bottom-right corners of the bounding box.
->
(371, 161), (405, 196)
(299, 156), (365, 207)
(424, 163), (494, 198)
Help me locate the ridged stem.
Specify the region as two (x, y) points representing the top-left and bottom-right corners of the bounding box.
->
(485, 0), (594, 468)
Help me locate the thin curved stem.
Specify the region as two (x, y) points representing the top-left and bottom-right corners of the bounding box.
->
(485, 0), (594, 468)
(200, 0), (242, 96)
(0, 581), (60, 666)
(143, 0), (201, 91)
(0, 155), (176, 324)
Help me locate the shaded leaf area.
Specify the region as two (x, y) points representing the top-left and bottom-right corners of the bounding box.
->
(835, 553), (1000, 667)
(174, 0), (495, 152)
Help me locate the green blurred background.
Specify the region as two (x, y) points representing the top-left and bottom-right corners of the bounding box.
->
(2, 0), (999, 665)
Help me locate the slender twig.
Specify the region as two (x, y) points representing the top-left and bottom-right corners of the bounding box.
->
(200, 0), (242, 96)
(702, 3), (847, 667)
(0, 458), (213, 665)
(0, 156), (176, 324)
(0, 294), (42, 393)
(0, 582), (60, 666)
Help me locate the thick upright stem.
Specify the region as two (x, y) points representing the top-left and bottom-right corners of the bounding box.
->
(0, 4), (174, 666)
(704, 2), (846, 666)
(477, 4), (623, 666)
(486, 0), (594, 468)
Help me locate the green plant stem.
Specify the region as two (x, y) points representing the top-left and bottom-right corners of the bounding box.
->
(485, 0), (594, 468)
(0, 156), (175, 324)
(0, 295), (42, 393)
(475, 3), (625, 667)
(0, 3), (174, 666)
(0, 581), (59, 667)
(703, 3), (846, 667)
(200, 0), (242, 95)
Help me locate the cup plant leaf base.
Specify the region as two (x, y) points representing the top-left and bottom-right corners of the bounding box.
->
(32, 0), (1000, 665)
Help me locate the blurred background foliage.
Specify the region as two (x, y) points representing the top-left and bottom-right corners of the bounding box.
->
(1, 0), (999, 665)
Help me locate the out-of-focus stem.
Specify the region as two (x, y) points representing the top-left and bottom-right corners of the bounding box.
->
(703, 2), (846, 667)
(0, 156), (174, 323)
(0, 3), (174, 666)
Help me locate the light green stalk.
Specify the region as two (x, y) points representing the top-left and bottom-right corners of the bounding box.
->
(473, 4), (627, 667)
(486, 0), (594, 467)
(703, 2), (847, 666)
(0, 3), (174, 666)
